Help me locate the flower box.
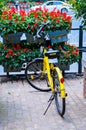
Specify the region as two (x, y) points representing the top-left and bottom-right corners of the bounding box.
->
(58, 64), (70, 70)
(4, 66), (21, 72)
(3, 32), (23, 44)
(25, 33), (34, 43)
(48, 30), (68, 44)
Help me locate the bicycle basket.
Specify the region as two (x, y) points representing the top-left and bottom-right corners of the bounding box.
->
(48, 30), (68, 44)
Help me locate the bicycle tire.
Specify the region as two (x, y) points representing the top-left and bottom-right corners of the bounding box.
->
(53, 69), (66, 117)
(25, 58), (51, 92)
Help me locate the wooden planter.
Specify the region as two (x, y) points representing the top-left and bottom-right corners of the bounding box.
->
(3, 32), (23, 44)
(48, 30), (68, 44)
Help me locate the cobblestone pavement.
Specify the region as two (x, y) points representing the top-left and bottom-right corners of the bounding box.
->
(0, 76), (86, 130)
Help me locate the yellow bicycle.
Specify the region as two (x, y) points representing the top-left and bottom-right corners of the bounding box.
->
(25, 22), (67, 117)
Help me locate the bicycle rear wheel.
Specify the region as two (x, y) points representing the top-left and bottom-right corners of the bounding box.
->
(25, 59), (51, 92)
(53, 69), (66, 117)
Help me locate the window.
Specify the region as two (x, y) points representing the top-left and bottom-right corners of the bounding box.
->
(46, 2), (54, 5)
(54, 2), (63, 5)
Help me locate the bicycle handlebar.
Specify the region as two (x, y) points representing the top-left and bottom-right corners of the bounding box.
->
(36, 21), (50, 39)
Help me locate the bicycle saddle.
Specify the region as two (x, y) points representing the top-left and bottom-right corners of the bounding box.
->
(45, 49), (60, 58)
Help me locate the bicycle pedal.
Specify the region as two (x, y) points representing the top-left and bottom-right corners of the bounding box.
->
(30, 75), (34, 80)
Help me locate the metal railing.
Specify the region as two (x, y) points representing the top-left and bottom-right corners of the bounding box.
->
(77, 26), (86, 74)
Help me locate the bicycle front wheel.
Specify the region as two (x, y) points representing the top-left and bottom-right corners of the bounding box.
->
(25, 59), (51, 92)
(53, 69), (66, 117)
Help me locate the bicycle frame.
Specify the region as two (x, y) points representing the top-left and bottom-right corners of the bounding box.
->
(42, 47), (66, 98)
(25, 22), (67, 116)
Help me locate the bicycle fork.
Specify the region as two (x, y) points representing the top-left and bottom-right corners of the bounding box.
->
(55, 67), (67, 98)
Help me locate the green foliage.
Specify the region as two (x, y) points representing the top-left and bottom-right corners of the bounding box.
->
(53, 42), (80, 65)
(0, 5), (72, 36)
(0, 0), (9, 13)
(0, 4), (79, 69)
(70, 0), (86, 26)
(0, 1), (4, 14)
(26, 8), (72, 35)
(0, 42), (41, 69)
(0, 8), (28, 36)
(0, 39), (80, 69)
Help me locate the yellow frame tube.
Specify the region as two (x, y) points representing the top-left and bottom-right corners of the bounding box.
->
(43, 56), (54, 92)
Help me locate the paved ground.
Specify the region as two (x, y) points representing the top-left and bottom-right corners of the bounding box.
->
(0, 75), (86, 130)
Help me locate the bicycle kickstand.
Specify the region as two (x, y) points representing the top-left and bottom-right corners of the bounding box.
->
(43, 94), (55, 115)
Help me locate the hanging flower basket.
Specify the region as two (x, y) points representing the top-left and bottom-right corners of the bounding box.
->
(48, 30), (68, 44)
(3, 32), (23, 44)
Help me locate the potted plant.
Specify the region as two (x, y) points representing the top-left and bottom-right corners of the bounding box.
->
(0, 7), (79, 72)
(70, 0), (86, 26)
(26, 7), (72, 35)
(0, 39), (79, 72)
(53, 42), (80, 69)
(0, 42), (41, 72)
(25, 7), (72, 45)
(0, 7), (27, 43)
